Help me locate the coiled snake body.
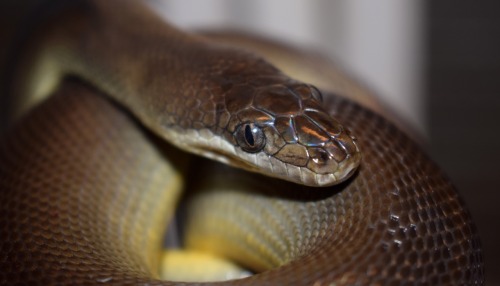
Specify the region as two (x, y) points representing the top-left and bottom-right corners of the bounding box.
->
(0, 0), (484, 285)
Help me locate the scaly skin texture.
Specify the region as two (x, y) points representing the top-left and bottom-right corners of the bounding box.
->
(0, 79), (483, 285)
(0, 0), (484, 285)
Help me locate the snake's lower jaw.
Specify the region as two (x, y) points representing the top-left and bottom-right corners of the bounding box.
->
(264, 153), (362, 188)
(207, 147), (360, 188)
(212, 142), (362, 188)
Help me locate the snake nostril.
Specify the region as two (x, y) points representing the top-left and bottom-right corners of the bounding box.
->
(307, 147), (339, 174)
(313, 149), (330, 164)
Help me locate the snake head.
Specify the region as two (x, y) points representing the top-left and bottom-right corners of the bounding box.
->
(223, 82), (361, 187)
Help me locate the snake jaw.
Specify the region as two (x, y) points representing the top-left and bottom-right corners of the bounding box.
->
(229, 127), (361, 187)
(184, 126), (359, 187)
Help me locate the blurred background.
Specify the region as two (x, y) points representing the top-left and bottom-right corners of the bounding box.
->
(1, 0), (499, 283)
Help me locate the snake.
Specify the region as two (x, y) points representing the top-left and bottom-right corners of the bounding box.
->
(0, 0), (484, 285)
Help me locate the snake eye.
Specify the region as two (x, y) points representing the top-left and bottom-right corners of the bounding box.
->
(235, 123), (266, 153)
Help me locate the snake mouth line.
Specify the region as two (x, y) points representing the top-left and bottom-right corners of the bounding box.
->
(192, 144), (263, 174)
(192, 143), (354, 187)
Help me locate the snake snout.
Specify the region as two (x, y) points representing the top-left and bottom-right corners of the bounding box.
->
(298, 109), (361, 186)
(330, 131), (362, 183)
(303, 131), (361, 186)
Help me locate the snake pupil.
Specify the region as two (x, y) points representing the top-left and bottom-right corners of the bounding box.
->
(245, 125), (255, 146)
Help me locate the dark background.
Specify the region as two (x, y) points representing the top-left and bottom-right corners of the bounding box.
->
(426, 2), (500, 284)
(1, 1), (499, 284)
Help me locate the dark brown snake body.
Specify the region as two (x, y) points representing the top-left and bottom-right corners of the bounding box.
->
(0, 0), (484, 285)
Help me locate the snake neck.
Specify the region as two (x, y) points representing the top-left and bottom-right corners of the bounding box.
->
(20, 0), (280, 128)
